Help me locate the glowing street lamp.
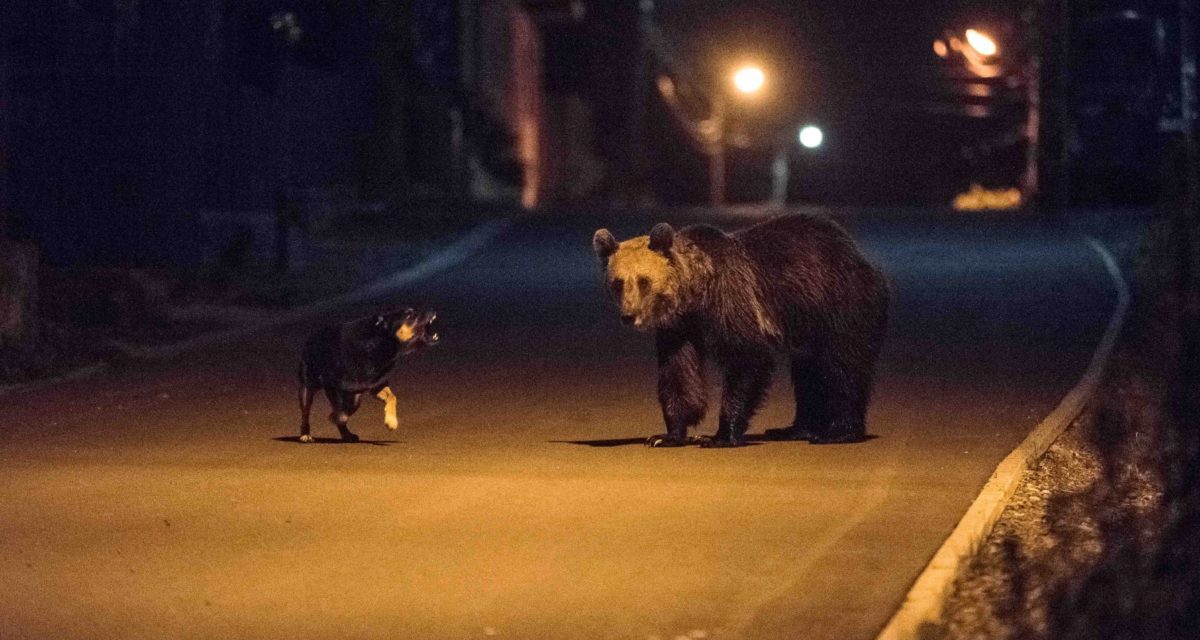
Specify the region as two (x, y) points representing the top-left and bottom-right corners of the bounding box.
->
(798, 125), (824, 149)
(707, 64), (769, 204)
(964, 28), (998, 57)
(732, 65), (765, 94)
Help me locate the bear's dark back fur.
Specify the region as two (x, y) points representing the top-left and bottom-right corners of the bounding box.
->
(680, 214), (889, 355)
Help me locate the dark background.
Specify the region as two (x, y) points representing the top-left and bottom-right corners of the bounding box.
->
(0, 0), (1189, 265)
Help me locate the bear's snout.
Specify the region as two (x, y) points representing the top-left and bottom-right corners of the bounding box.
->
(621, 314), (636, 326)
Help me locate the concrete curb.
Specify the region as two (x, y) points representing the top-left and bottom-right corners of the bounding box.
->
(874, 235), (1132, 640)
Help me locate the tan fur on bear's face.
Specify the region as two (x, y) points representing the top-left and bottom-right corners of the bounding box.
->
(605, 237), (679, 331)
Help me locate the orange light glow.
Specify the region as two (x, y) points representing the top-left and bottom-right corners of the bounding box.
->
(732, 66), (765, 94)
(964, 29), (998, 57)
(953, 184), (1022, 211)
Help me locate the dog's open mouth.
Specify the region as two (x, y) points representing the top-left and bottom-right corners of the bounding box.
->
(420, 312), (440, 344)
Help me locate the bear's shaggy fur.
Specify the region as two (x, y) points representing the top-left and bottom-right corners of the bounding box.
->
(593, 214), (889, 447)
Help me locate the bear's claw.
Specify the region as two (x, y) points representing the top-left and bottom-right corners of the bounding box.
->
(645, 434), (695, 448)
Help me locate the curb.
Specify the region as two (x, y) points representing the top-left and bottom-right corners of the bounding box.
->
(874, 235), (1132, 640)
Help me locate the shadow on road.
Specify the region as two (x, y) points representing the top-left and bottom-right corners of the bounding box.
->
(272, 436), (399, 446)
(548, 437), (649, 447)
(546, 434), (884, 447)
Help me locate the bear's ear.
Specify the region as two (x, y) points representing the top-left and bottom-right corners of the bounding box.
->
(648, 223), (674, 256)
(593, 229), (618, 261)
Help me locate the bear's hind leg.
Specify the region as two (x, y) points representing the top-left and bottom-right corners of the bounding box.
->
(703, 353), (773, 448)
(811, 357), (871, 444)
(765, 356), (827, 442)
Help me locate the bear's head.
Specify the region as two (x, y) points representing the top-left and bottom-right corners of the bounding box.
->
(592, 223), (682, 332)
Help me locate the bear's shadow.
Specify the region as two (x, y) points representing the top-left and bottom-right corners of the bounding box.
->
(273, 436), (398, 447)
(551, 433), (878, 447)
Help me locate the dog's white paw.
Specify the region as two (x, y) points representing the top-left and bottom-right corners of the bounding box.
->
(298, 434), (314, 443)
(385, 420), (399, 430)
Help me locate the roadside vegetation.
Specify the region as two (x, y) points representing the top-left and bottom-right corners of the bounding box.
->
(933, 214), (1200, 639)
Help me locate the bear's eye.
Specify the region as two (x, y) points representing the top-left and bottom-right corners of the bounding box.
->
(637, 276), (650, 293)
(610, 278), (624, 297)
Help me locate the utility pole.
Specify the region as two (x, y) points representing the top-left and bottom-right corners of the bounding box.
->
(709, 98), (726, 206)
(1178, 0), (1200, 398)
(1021, 3), (1041, 204)
(1032, 0), (1072, 211)
(630, 0), (653, 204)
(0, 15), (10, 239)
(1180, 0), (1198, 289)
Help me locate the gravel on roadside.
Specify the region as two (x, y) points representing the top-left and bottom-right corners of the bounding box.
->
(929, 217), (1199, 640)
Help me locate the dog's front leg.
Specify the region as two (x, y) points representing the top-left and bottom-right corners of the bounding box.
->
(376, 386), (399, 430)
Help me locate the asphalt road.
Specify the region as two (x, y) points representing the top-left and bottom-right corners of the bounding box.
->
(0, 209), (1133, 640)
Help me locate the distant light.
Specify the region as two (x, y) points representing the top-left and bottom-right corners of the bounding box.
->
(732, 66), (765, 94)
(933, 39), (949, 58)
(270, 11), (303, 45)
(952, 184), (1022, 211)
(964, 29), (997, 57)
(798, 125), (823, 149)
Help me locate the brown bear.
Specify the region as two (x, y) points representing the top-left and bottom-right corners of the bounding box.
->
(592, 214), (889, 447)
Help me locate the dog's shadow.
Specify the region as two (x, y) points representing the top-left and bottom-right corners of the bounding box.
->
(273, 436), (398, 447)
(551, 433), (879, 448)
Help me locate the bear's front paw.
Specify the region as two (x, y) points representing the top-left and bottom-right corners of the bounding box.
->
(298, 434), (314, 443)
(645, 434), (693, 448)
(340, 432), (360, 443)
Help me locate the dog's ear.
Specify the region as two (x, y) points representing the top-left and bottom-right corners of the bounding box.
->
(648, 223), (674, 256)
(593, 229), (618, 261)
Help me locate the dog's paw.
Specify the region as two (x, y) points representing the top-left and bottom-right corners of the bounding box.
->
(298, 434), (314, 443)
(385, 417), (399, 430)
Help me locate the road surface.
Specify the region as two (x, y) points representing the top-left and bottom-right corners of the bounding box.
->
(0, 208), (1132, 640)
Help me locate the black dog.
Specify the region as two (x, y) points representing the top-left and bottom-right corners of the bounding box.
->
(297, 308), (439, 442)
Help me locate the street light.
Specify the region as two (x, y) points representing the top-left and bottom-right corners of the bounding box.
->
(732, 65), (765, 95)
(964, 28), (998, 57)
(798, 125), (824, 149)
(935, 24), (1038, 203)
(708, 63), (769, 205)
